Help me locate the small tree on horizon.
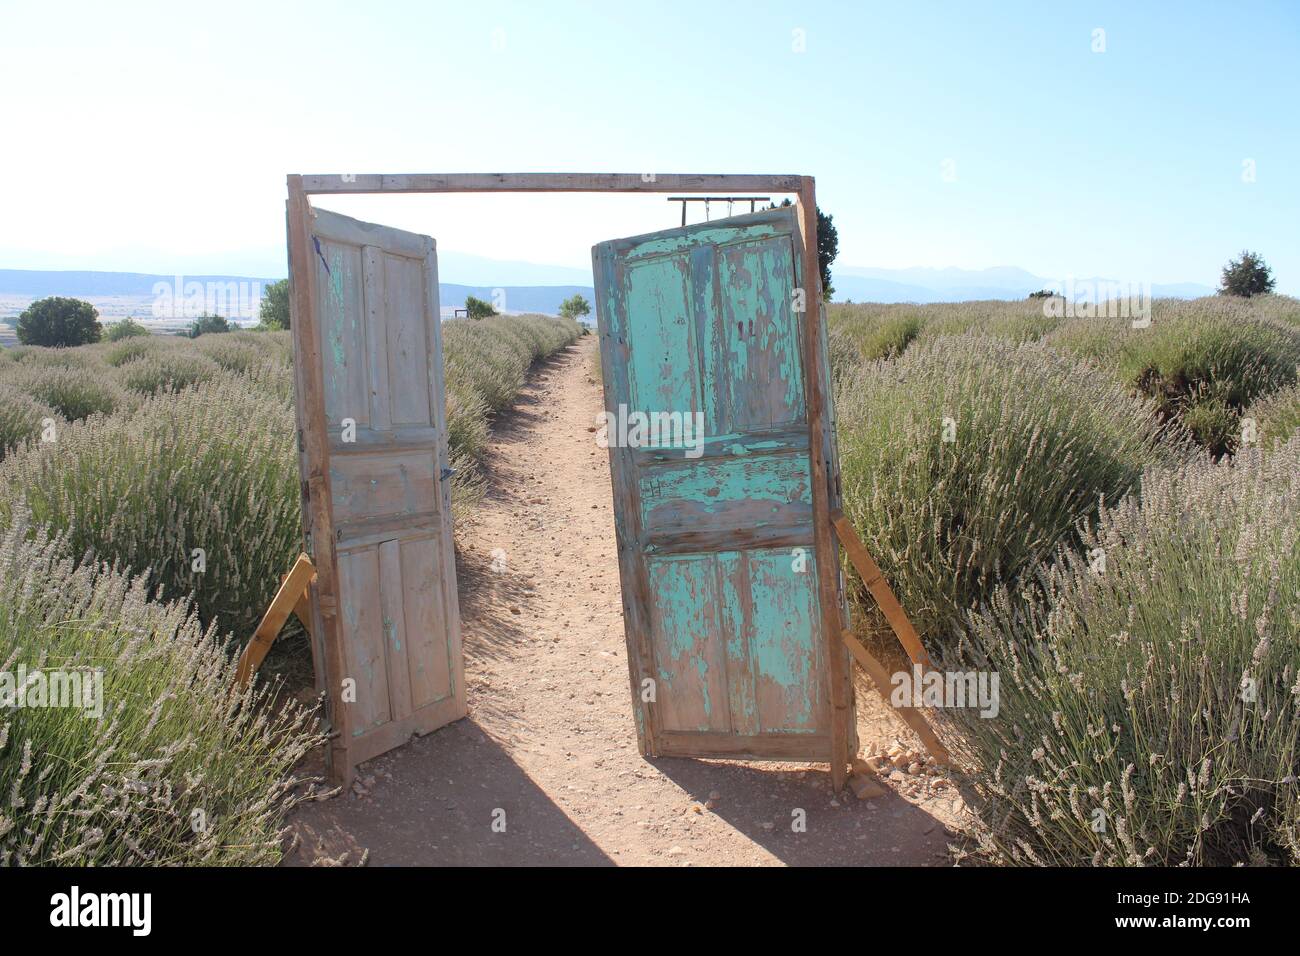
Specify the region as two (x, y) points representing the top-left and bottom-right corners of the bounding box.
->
(16, 296), (102, 347)
(187, 314), (234, 337)
(106, 317), (150, 341)
(770, 199), (839, 299)
(559, 294), (591, 321)
(464, 295), (497, 320)
(258, 278), (290, 330)
(1218, 250), (1275, 297)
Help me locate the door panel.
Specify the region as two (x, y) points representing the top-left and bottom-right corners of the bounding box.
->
(288, 203), (464, 782)
(594, 207), (848, 761)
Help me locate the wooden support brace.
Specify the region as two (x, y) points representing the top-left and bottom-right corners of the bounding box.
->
(841, 630), (951, 766)
(829, 508), (950, 765)
(829, 509), (933, 672)
(235, 553), (317, 687)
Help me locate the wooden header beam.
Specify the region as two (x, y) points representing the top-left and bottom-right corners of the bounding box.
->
(296, 172), (804, 195)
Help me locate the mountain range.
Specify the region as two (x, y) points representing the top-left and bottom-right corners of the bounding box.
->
(0, 260), (1218, 322)
(830, 265), (1214, 303)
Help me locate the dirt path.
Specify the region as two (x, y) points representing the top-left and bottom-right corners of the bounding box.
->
(287, 339), (968, 866)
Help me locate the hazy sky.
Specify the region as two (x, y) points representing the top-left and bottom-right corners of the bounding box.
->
(1, 0), (1296, 291)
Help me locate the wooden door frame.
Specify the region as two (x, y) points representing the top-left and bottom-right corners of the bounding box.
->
(287, 173), (853, 790)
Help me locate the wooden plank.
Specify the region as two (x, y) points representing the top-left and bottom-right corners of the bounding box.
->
(362, 245), (393, 431)
(234, 553), (317, 686)
(378, 539), (413, 723)
(287, 175), (353, 784)
(420, 236), (466, 722)
(400, 535), (452, 708)
(829, 508), (934, 672)
(592, 241), (660, 755)
(645, 555), (731, 734)
(644, 524), (813, 555)
(338, 545), (391, 734)
(300, 172), (805, 195)
(653, 732), (833, 761)
(329, 449), (438, 525)
(841, 630), (950, 766)
(313, 207), (428, 258)
(796, 180), (852, 792)
(292, 588), (313, 640)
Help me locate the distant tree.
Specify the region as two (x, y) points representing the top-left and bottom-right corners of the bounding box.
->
(770, 199), (839, 299)
(16, 296), (102, 347)
(187, 314), (234, 337)
(1218, 250), (1275, 297)
(258, 278), (291, 330)
(1028, 289), (1059, 299)
(464, 295), (498, 320)
(559, 294), (591, 320)
(106, 317), (150, 340)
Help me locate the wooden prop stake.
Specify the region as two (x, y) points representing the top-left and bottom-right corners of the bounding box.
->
(830, 509), (932, 671)
(841, 631), (950, 766)
(829, 509), (949, 765)
(235, 553), (317, 687)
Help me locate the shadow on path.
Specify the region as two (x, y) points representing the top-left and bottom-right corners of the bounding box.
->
(287, 717), (613, 866)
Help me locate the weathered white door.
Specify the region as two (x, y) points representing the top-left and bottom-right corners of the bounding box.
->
(287, 201), (464, 785)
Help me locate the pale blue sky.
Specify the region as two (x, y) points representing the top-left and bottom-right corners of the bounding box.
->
(1, 0), (1296, 292)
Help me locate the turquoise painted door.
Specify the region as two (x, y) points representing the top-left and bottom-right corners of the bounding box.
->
(593, 207), (846, 760)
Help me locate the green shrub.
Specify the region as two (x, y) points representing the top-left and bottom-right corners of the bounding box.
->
(105, 317), (150, 341)
(442, 315), (578, 414)
(257, 279), (290, 330)
(828, 300), (1065, 362)
(913, 303), (1064, 346)
(0, 315), (576, 650)
(1180, 392), (1241, 455)
(464, 295), (497, 320)
(827, 305), (923, 361)
(835, 335), (1186, 645)
(0, 513), (322, 865)
(0, 385), (59, 459)
(15, 297), (101, 347)
(1246, 383), (1300, 447)
(195, 335), (264, 374)
(5, 345), (100, 370)
(103, 334), (163, 367)
(1046, 301), (1300, 454)
(117, 351), (221, 396)
(949, 436), (1300, 866)
(233, 329), (293, 366)
(1115, 312), (1299, 416)
(559, 293), (591, 321)
(0, 365), (132, 421)
(445, 377), (489, 463)
(186, 314), (235, 338)
(0, 376), (301, 640)
(1040, 314), (1129, 366)
(1218, 249), (1275, 297)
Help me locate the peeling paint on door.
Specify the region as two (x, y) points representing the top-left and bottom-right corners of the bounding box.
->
(594, 207), (840, 761)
